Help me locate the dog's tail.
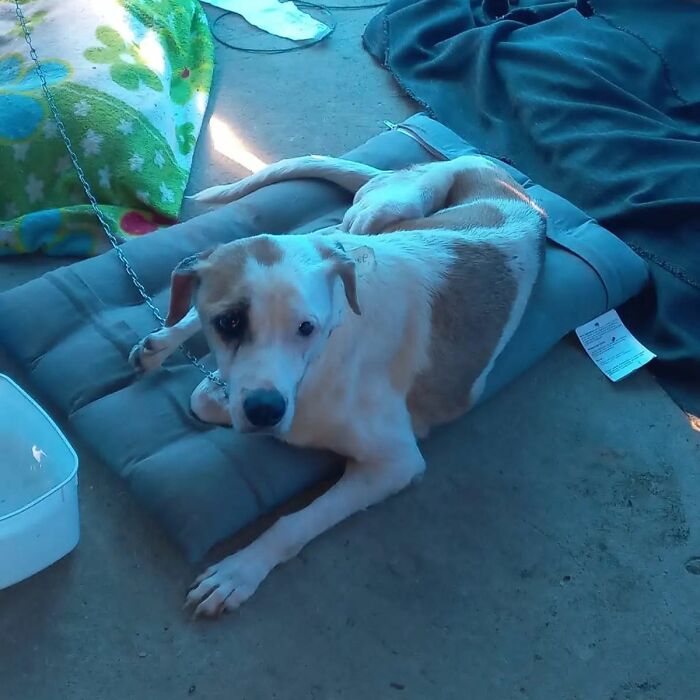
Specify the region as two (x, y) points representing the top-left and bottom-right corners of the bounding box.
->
(188, 156), (384, 204)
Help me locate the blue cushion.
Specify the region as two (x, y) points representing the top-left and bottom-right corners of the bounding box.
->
(0, 115), (648, 562)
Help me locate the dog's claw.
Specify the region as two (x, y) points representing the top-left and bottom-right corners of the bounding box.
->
(128, 344), (144, 372)
(185, 555), (268, 620)
(192, 568), (211, 588)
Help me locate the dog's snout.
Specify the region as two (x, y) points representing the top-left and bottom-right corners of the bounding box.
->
(243, 389), (286, 428)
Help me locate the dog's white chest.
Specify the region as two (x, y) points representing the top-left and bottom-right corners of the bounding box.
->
(283, 357), (383, 459)
(284, 389), (356, 455)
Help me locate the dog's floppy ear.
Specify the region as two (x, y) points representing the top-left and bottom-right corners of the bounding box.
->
(166, 248), (214, 326)
(328, 242), (361, 316)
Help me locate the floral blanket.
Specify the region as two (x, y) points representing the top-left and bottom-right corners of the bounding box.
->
(0, 0), (213, 255)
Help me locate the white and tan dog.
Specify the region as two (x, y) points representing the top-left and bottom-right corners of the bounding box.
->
(130, 154), (546, 618)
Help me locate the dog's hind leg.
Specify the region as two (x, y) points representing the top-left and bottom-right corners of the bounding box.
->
(341, 154), (519, 235)
(129, 306), (201, 373)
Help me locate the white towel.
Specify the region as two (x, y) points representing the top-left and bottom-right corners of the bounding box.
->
(202, 0), (330, 42)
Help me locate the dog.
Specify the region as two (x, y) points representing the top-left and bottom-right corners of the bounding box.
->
(129, 154), (547, 618)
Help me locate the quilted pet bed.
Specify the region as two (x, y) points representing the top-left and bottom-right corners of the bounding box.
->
(0, 115), (649, 562)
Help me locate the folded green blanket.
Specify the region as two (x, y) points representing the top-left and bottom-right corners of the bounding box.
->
(0, 0), (213, 255)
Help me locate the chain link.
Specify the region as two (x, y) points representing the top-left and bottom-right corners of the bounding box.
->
(14, 1), (228, 396)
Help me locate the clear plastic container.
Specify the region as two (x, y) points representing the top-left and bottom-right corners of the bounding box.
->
(0, 374), (79, 589)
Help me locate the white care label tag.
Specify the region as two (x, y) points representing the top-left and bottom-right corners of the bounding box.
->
(575, 310), (656, 382)
(348, 246), (376, 277)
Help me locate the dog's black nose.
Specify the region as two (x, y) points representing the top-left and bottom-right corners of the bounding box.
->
(243, 389), (286, 428)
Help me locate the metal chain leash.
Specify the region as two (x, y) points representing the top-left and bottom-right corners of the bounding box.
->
(14, 1), (228, 395)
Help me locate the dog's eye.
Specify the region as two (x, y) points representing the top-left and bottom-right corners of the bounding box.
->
(298, 321), (315, 337)
(215, 312), (245, 340)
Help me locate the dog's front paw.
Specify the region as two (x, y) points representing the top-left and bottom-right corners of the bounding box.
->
(191, 375), (231, 426)
(129, 330), (171, 373)
(185, 553), (269, 619)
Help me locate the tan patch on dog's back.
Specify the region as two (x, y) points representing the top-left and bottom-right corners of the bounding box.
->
(406, 239), (517, 430)
(383, 202), (505, 233)
(446, 165), (527, 206)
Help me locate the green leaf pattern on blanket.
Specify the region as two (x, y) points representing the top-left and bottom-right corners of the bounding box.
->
(85, 26), (163, 93)
(9, 8), (47, 38)
(120, 0), (214, 105)
(176, 122), (196, 155)
(169, 34), (213, 106)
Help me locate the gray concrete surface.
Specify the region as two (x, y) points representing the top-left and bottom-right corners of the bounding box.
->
(2, 4), (700, 699)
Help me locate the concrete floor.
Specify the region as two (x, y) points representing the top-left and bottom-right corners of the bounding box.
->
(2, 4), (700, 699)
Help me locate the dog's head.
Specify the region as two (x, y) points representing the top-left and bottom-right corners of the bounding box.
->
(167, 234), (361, 434)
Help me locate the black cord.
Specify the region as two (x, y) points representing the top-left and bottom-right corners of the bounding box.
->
(322, 2), (387, 7)
(210, 1), (387, 54)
